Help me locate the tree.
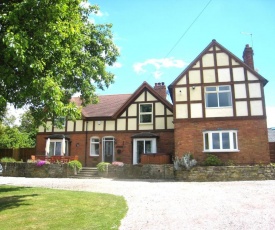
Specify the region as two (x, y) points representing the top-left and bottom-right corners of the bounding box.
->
(0, 0), (119, 127)
(0, 109), (36, 148)
(19, 110), (38, 143)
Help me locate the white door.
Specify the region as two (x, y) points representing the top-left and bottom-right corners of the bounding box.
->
(133, 138), (156, 164)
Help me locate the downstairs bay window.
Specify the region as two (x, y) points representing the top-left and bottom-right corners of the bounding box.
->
(203, 130), (238, 152)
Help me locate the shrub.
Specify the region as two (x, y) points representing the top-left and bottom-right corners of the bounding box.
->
(0, 157), (16, 163)
(97, 162), (110, 172)
(174, 153), (197, 170)
(68, 160), (82, 170)
(203, 154), (223, 166)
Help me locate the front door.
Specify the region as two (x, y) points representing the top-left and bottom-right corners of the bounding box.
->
(103, 137), (114, 163)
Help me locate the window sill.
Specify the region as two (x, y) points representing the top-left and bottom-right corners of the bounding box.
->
(205, 106), (232, 109)
(139, 123), (153, 125)
(90, 155), (100, 157)
(203, 150), (240, 153)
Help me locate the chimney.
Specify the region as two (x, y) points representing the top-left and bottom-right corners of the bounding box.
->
(154, 82), (167, 99)
(243, 44), (254, 69)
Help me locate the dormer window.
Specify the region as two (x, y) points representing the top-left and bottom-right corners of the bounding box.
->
(54, 116), (66, 127)
(205, 86), (232, 108)
(139, 103), (153, 124)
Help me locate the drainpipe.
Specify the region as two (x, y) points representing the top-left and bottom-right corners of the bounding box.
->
(85, 121), (88, 167)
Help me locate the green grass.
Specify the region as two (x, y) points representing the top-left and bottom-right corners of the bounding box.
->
(0, 185), (128, 230)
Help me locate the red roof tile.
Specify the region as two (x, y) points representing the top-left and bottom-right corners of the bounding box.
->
(71, 94), (132, 118)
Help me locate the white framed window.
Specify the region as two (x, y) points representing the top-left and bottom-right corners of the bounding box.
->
(49, 139), (68, 156)
(90, 137), (100, 156)
(203, 130), (238, 152)
(133, 138), (157, 164)
(205, 86), (232, 108)
(139, 103), (153, 124)
(54, 116), (66, 127)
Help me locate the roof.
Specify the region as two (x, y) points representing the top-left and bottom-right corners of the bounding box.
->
(268, 128), (275, 142)
(131, 132), (160, 138)
(71, 94), (132, 118)
(70, 82), (173, 119)
(168, 39), (268, 102)
(112, 81), (173, 118)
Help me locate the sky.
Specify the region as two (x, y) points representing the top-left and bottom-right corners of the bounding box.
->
(89, 0), (275, 128)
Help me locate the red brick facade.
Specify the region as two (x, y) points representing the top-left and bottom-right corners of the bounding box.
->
(36, 131), (174, 167)
(174, 118), (270, 165)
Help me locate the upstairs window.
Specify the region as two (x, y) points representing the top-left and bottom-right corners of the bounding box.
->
(54, 116), (66, 128)
(205, 86), (232, 108)
(139, 104), (153, 124)
(203, 130), (238, 152)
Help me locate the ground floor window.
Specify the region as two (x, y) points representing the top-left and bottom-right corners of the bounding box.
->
(90, 137), (100, 156)
(203, 130), (238, 152)
(133, 138), (157, 164)
(49, 139), (68, 156)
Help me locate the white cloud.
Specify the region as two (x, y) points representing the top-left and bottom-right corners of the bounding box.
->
(266, 106), (275, 128)
(133, 62), (146, 74)
(153, 70), (163, 79)
(133, 57), (188, 79)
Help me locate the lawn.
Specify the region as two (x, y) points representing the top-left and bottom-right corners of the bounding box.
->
(0, 185), (128, 230)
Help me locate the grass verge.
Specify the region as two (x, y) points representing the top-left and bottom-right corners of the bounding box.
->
(0, 185), (128, 230)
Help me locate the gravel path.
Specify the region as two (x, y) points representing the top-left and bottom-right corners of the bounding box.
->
(1, 177), (275, 230)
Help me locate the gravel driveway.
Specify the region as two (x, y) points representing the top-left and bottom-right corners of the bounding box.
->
(1, 177), (275, 230)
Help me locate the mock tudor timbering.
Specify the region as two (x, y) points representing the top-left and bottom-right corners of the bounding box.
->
(36, 40), (270, 166)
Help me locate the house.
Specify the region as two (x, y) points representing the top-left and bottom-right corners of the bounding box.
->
(268, 128), (275, 163)
(168, 39), (269, 164)
(36, 39), (270, 166)
(36, 82), (175, 166)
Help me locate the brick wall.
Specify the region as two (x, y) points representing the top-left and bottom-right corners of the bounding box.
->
(270, 142), (275, 163)
(36, 131), (174, 167)
(174, 118), (270, 165)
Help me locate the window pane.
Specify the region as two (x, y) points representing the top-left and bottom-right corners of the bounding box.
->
(145, 141), (152, 153)
(55, 142), (61, 156)
(91, 143), (99, 155)
(219, 86), (230, 91)
(49, 142), (55, 156)
(233, 132), (237, 149)
(140, 104), (152, 112)
(92, 138), (99, 143)
(206, 93), (218, 107)
(206, 86), (216, 92)
(204, 133), (209, 150)
(140, 114), (152, 123)
(222, 133), (230, 149)
(212, 133), (220, 149)
(219, 92), (232, 106)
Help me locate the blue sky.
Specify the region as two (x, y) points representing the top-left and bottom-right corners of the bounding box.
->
(90, 0), (275, 127)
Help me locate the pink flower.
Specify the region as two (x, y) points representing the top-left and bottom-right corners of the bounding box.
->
(112, 161), (124, 166)
(36, 160), (46, 167)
